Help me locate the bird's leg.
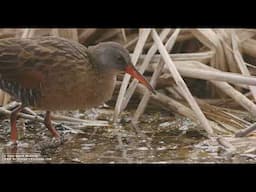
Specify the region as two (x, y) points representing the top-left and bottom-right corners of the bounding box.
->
(10, 104), (23, 144)
(44, 111), (60, 138)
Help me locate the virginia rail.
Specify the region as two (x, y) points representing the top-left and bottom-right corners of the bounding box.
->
(0, 36), (154, 144)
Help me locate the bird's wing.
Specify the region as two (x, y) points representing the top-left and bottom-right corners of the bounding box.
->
(0, 36), (90, 89)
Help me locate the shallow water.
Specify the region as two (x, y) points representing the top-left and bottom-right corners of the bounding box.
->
(0, 107), (254, 163)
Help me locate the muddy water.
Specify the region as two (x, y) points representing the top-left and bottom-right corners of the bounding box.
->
(0, 107), (253, 163)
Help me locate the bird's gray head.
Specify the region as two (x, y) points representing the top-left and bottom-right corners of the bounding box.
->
(88, 41), (131, 73)
(88, 41), (155, 93)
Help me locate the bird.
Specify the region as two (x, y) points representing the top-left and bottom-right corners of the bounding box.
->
(0, 36), (154, 144)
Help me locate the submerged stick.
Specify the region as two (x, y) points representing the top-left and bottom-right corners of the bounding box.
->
(0, 105), (109, 128)
(51, 114), (109, 126)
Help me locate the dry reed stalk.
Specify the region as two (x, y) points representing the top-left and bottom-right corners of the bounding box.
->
(20, 29), (29, 38)
(52, 114), (109, 126)
(241, 38), (256, 57)
(235, 122), (256, 137)
(50, 114), (109, 126)
(135, 84), (197, 121)
(78, 29), (97, 43)
(170, 51), (214, 62)
(196, 98), (233, 105)
(198, 64), (256, 116)
(222, 110), (251, 127)
(191, 29), (218, 50)
(114, 28), (151, 122)
(165, 86), (184, 100)
(231, 32), (256, 102)
(23, 107), (37, 116)
(177, 67), (256, 85)
(235, 29), (256, 42)
(178, 61), (256, 115)
(213, 120), (239, 133)
(209, 122), (231, 134)
(121, 29), (127, 43)
(2, 101), (20, 110)
(121, 29), (172, 111)
(132, 29), (180, 123)
(134, 51), (215, 63)
(95, 29), (121, 43)
(192, 29), (227, 97)
(52, 29), (78, 41)
(124, 36), (139, 49)
(176, 32), (194, 42)
(192, 29), (227, 70)
(0, 90), (10, 106)
(198, 103), (248, 130)
(216, 29), (240, 73)
(149, 61), (256, 86)
(151, 29), (214, 136)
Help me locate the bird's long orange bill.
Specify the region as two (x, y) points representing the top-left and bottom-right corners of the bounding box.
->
(125, 65), (156, 94)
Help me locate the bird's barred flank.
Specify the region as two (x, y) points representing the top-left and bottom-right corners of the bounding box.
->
(0, 79), (40, 106)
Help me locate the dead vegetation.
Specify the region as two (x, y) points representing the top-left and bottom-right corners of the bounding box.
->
(1, 28), (256, 153)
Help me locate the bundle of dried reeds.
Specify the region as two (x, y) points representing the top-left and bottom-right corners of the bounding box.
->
(110, 28), (256, 149)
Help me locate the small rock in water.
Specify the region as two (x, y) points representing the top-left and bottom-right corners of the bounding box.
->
(179, 125), (189, 131)
(159, 122), (173, 128)
(157, 146), (167, 151)
(80, 138), (88, 141)
(81, 143), (95, 150)
(72, 158), (82, 163)
(137, 147), (149, 151)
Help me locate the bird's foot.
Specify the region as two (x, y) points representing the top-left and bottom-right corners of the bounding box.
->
(39, 134), (65, 150)
(8, 140), (18, 146)
(5, 141), (18, 155)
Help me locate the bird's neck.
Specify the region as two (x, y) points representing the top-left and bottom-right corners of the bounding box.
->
(87, 46), (103, 70)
